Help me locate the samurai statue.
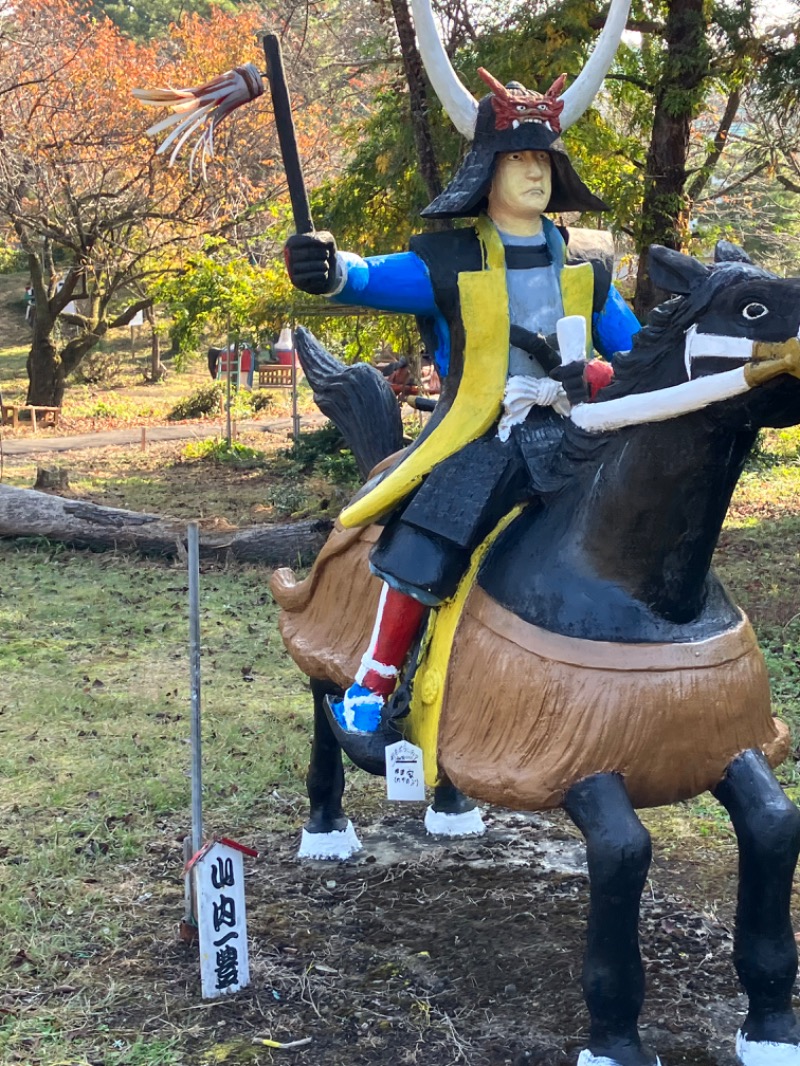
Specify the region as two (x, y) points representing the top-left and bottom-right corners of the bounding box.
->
(283, 0), (640, 753)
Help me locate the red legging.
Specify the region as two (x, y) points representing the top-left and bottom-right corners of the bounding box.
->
(355, 584), (426, 696)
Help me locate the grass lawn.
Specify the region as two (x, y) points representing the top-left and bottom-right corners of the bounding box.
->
(0, 542), (382, 1065)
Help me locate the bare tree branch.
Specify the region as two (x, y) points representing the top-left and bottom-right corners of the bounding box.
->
(687, 88), (742, 202)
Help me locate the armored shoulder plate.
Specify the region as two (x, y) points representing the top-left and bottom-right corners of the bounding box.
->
(563, 227), (614, 314)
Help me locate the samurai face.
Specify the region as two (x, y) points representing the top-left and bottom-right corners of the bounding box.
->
(488, 150), (553, 226)
(477, 69), (567, 134)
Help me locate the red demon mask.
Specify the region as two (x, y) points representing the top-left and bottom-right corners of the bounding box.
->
(477, 68), (567, 134)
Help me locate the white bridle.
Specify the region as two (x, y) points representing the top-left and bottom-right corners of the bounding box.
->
(570, 324), (800, 435)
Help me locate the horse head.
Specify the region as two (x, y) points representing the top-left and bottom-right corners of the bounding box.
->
(591, 243), (800, 413)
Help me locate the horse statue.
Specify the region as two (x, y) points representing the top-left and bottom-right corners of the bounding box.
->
(270, 243), (800, 1066)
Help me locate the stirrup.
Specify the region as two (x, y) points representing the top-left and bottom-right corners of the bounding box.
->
(323, 694), (404, 776)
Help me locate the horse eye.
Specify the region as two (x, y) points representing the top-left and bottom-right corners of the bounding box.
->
(742, 302), (768, 320)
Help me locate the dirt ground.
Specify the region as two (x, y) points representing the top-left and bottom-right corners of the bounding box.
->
(87, 802), (764, 1066)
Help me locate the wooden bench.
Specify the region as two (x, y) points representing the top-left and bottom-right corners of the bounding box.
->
(257, 364), (294, 389)
(1, 404), (61, 432)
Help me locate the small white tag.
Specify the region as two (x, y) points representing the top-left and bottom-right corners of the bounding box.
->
(385, 740), (425, 801)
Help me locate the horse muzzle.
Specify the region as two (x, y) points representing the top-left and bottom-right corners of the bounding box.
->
(683, 325), (800, 387)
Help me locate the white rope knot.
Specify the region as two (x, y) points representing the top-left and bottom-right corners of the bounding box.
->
(497, 375), (566, 442)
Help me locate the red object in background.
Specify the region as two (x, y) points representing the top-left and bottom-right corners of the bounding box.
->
(275, 325), (297, 367)
(218, 346), (252, 373)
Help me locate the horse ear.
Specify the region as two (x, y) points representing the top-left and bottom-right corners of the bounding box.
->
(648, 245), (710, 295)
(714, 240), (753, 264)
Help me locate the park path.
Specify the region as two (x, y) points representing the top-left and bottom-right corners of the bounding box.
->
(0, 414), (324, 456)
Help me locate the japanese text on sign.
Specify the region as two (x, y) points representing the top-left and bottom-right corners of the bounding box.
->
(193, 842), (252, 998)
(386, 740), (425, 801)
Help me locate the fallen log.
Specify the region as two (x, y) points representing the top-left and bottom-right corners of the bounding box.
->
(0, 485), (331, 565)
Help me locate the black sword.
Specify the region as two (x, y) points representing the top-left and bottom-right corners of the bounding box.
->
(262, 33), (314, 236)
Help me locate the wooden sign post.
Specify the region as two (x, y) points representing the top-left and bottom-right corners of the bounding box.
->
(185, 838), (258, 999)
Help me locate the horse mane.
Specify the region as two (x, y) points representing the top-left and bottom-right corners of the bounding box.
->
(600, 260), (777, 400)
(539, 260), (778, 493)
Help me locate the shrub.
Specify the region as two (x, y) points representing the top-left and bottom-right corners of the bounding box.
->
(316, 450), (360, 485)
(280, 422), (345, 468)
(265, 482), (314, 517)
(0, 243), (25, 273)
(71, 347), (127, 387)
(250, 389), (279, 414)
(181, 438), (267, 468)
(168, 383), (223, 420)
(277, 423), (360, 487)
(260, 423), (360, 516)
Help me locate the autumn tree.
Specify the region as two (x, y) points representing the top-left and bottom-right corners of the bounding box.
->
(0, 0), (206, 404)
(0, 0), (349, 407)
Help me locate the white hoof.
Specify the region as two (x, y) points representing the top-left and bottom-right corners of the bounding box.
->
(736, 1030), (800, 1066)
(424, 805), (486, 837)
(298, 821), (362, 860)
(577, 1052), (662, 1066)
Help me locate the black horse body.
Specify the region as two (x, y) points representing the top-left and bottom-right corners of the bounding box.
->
(276, 247), (800, 1066)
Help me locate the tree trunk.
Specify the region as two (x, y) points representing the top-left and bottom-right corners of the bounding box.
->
(387, 0), (445, 215)
(0, 486), (331, 565)
(633, 0), (710, 319)
(26, 321), (66, 407)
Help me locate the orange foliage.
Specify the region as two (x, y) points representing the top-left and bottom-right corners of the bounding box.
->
(1, 0), (359, 298)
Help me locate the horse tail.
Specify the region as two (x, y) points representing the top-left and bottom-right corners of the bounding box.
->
(295, 326), (404, 478)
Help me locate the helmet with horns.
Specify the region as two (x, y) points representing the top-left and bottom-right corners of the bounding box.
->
(410, 0), (632, 218)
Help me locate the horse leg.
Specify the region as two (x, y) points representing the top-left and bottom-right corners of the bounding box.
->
(297, 678), (362, 860)
(563, 773), (658, 1066)
(424, 772), (486, 837)
(712, 748), (800, 1064)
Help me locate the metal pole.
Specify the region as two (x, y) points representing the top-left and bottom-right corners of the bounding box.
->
(291, 318), (300, 442)
(225, 325), (232, 447)
(188, 521), (203, 855)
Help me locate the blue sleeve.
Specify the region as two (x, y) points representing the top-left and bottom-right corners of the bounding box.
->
(330, 251), (437, 317)
(592, 285), (641, 361)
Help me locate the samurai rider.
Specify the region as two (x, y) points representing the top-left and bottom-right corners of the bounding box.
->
(132, 0), (639, 756)
(284, 64), (641, 748)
